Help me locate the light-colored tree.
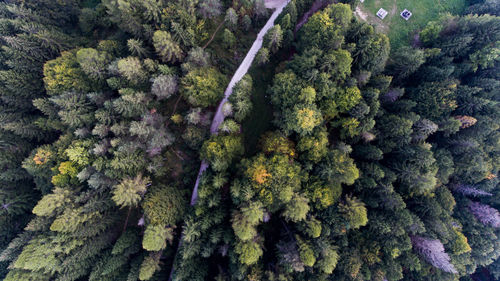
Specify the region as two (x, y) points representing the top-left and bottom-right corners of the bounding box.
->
(112, 174), (151, 208)
(152, 30), (183, 63)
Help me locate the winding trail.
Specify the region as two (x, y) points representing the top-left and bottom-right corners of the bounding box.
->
(169, 2), (291, 280)
(209, 0), (290, 134)
(190, 0), (290, 206)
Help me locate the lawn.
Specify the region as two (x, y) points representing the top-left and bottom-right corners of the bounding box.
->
(356, 0), (467, 48)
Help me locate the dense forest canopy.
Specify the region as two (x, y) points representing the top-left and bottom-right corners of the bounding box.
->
(0, 0), (498, 280)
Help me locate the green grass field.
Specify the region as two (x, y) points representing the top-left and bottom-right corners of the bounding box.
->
(357, 0), (467, 48)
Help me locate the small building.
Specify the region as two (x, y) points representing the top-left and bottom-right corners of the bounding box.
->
(401, 9), (412, 20)
(376, 8), (388, 19)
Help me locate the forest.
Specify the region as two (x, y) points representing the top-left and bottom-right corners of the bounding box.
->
(0, 0), (498, 280)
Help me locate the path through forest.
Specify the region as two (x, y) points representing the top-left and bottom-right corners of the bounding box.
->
(170, 1), (321, 279)
(190, 0), (290, 206)
(167, 2), (291, 279)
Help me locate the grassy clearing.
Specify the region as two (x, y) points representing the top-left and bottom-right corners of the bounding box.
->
(357, 0), (466, 48)
(242, 63), (276, 156)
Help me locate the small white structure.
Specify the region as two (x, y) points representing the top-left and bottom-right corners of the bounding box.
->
(376, 8), (388, 19)
(400, 9), (412, 20)
(359, 0), (365, 3)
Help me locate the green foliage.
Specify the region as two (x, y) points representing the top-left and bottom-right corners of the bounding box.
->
(112, 174), (151, 208)
(142, 185), (187, 226)
(43, 50), (91, 95)
(264, 25), (283, 53)
(181, 67), (226, 107)
(318, 148), (359, 185)
(339, 196), (368, 229)
(296, 235), (316, 267)
(303, 217), (322, 238)
(142, 224), (173, 251)
(117, 57), (148, 84)
(222, 28), (236, 49)
(283, 194), (310, 222)
(297, 6), (344, 52)
(200, 135), (244, 171)
(2, 1), (500, 281)
(32, 187), (71, 217)
(235, 240), (263, 265)
(153, 30), (183, 63)
(229, 74), (253, 122)
(317, 246), (339, 274)
(297, 128), (328, 162)
(139, 255), (160, 280)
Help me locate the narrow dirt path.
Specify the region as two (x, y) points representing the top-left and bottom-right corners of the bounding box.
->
(210, 0), (290, 134)
(169, 2), (291, 279)
(190, 0), (290, 206)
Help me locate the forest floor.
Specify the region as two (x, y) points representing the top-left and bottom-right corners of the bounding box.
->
(355, 0), (466, 48)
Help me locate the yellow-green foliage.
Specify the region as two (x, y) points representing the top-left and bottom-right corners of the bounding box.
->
(12, 235), (84, 275)
(297, 128), (328, 163)
(259, 131), (296, 157)
(32, 187), (72, 217)
(200, 135), (244, 171)
(336, 86), (361, 112)
(292, 105), (323, 135)
(325, 49), (352, 80)
(181, 67), (226, 107)
(241, 154), (302, 208)
(139, 255), (160, 280)
(12, 238), (60, 273)
(450, 229), (471, 255)
(235, 240), (263, 265)
(317, 247), (339, 274)
(232, 212), (258, 241)
(339, 196), (368, 229)
(304, 217), (322, 238)
(283, 194), (310, 222)
(4, 270), (50, 281)
(296, 235), (316, 267)
(117, 56), (147, 83)
(142, 185), (186, 226)
(323, 149), (360, 185)
(50, 208), (100, 232)
(112, 174), (151, 208)
(306, 181), (342, 209)
(142, 224), (173, 251)
(43, 50), (90, 95)
(338, 117), (360, 138)
(51, 161), (79, 186)
(65, 140), (93, 166)
(298, 86), (316, 104)
(152, 30), (184, 63)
